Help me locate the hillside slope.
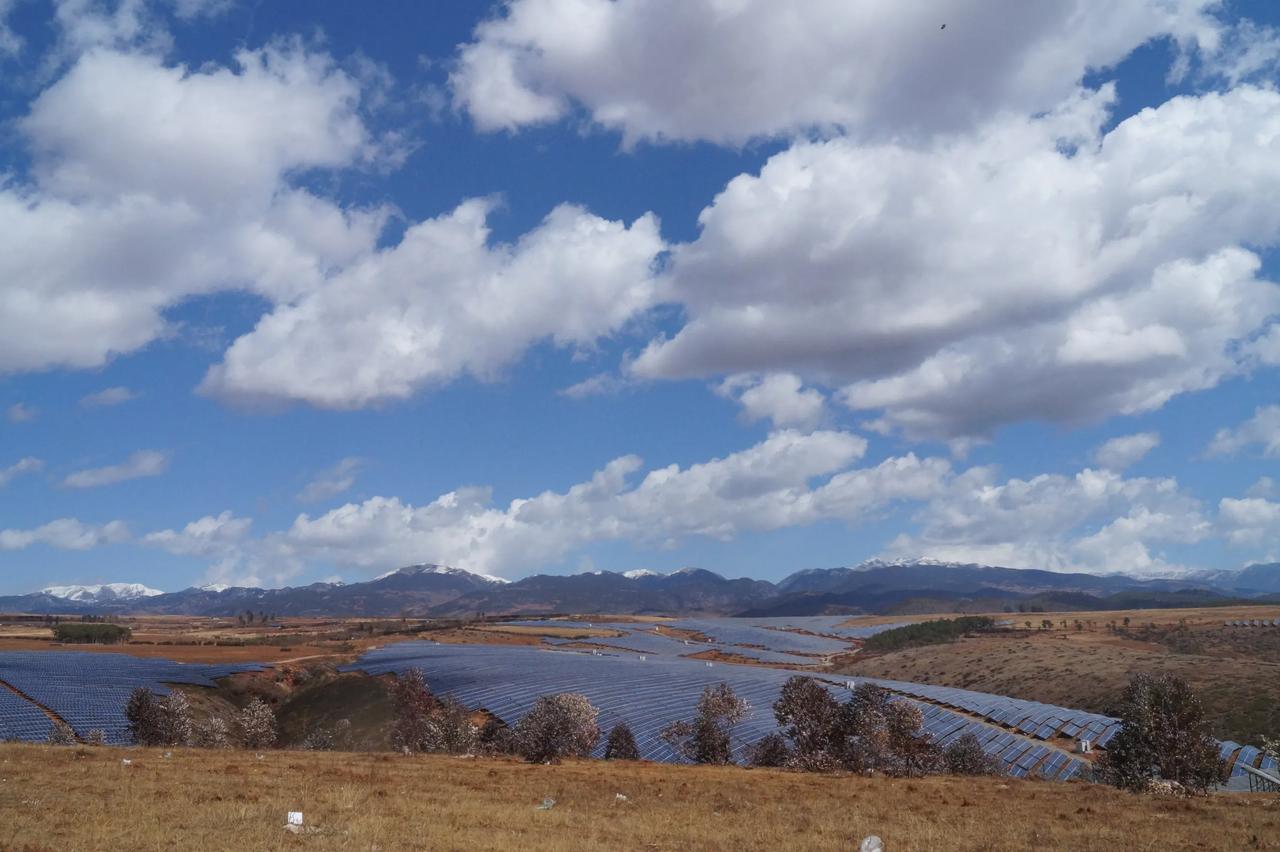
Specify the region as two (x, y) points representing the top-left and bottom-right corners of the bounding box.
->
(1, 744), (1275, 851)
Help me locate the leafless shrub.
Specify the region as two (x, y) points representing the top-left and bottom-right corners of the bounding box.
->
(192, 716), (233, 749)
(942, 732), (1003, 776)
(747, 732), (791, 768)
(389, 667), (434, 754)
(47, 720), (77, 746)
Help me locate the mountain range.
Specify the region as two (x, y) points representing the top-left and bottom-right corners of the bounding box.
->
(3, 559), (1279, 618)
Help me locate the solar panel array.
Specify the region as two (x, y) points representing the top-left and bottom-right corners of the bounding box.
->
(498, 620), (831, 664)
(344, 642), (1093, 777)
(0, 652), (261, 744)
(0, 687), (54, 742)
(856, 677), (1123, 748)
(662, 619), (852, 654)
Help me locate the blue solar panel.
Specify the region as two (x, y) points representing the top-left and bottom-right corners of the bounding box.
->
(0, 652), (260, 745)
(1232, 746), (1261, 777)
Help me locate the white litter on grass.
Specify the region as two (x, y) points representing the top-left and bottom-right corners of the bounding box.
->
(120, 759), (132, 766)
(860, 835), (884, 852)
(535, 797), (555, 810)
(614, 793), (628, 803)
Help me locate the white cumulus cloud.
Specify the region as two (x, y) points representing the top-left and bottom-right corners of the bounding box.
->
(1207, 405), (1280, 458)
(200, 200), (666, 408)
(452, 0), (1222, 145)
(0, 518), (130, 550)
(717, 373), (826, 430)
(633, 85), (1280, 439)
(1092, 432), (1161, 471)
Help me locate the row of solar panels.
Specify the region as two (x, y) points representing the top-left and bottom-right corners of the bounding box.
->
(1217, 740), (1280, 778)
(343, 642), (1093, 777)
(497, 619), (830, 663)
(857, 677), (1123, 747)
(1225, 619), (1280, 627)
(0, 653), (261, 744)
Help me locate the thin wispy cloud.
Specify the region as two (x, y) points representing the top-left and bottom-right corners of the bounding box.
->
(5, 402), (37, 423)
(63, 450), (170, 489)
(80, 386), (140, 407)
(0, 457), (43, 488)
(297, 457), (364, 503)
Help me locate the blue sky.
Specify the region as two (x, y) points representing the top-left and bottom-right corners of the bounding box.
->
(1, 0), (1279, 594)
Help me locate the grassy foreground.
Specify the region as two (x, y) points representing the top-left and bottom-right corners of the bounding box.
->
(2, 745), (1279, 851)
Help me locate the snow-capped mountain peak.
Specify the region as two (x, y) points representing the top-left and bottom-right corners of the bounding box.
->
(41, 583), (163, 603)
(623, 569), (661, 579)
(376, 563), (509, 584)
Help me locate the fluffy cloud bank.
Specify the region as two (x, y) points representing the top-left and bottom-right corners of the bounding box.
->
(1, 43), (380, 375)
(633, 86), (1280, 438)
(885, 466), (1212, 578)
(200, 200), (665, 408)
(0, 518), (130, 551)
(453, 0), (1222, 144)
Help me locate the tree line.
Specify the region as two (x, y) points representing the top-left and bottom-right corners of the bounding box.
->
(44, 669), (1238, 797)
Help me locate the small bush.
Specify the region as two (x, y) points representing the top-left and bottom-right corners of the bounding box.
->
(85, 729), (106, 747)
(604, 722), (640, 761)
(513, 693), (600, 763)
(943, 733), (1004, 776)
(747, 733), (791, 768)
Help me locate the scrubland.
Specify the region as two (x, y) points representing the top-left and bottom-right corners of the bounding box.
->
(2, 744), (1278, 851)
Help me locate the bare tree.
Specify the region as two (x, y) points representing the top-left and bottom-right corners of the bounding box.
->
(158, 691), (193, 747)
(125, 687), (164, 746)
(661, 682), (750, 765)
(604, 722), (640, 761)
(237, 698), (278, 749)
(421, 696), (479, 755)
(513, 693), (600, 763)
(389, 667), (434, 754)
(1099, 674), (1225, 794)
(773, 676), (841, 770)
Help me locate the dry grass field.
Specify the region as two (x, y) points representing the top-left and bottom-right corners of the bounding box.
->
(2, 744), (1278, 852)
(837, 606), (1280, 743)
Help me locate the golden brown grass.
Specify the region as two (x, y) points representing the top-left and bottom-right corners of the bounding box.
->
(2, 744), (1277, 851)
(837, 616), (1280, 743)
